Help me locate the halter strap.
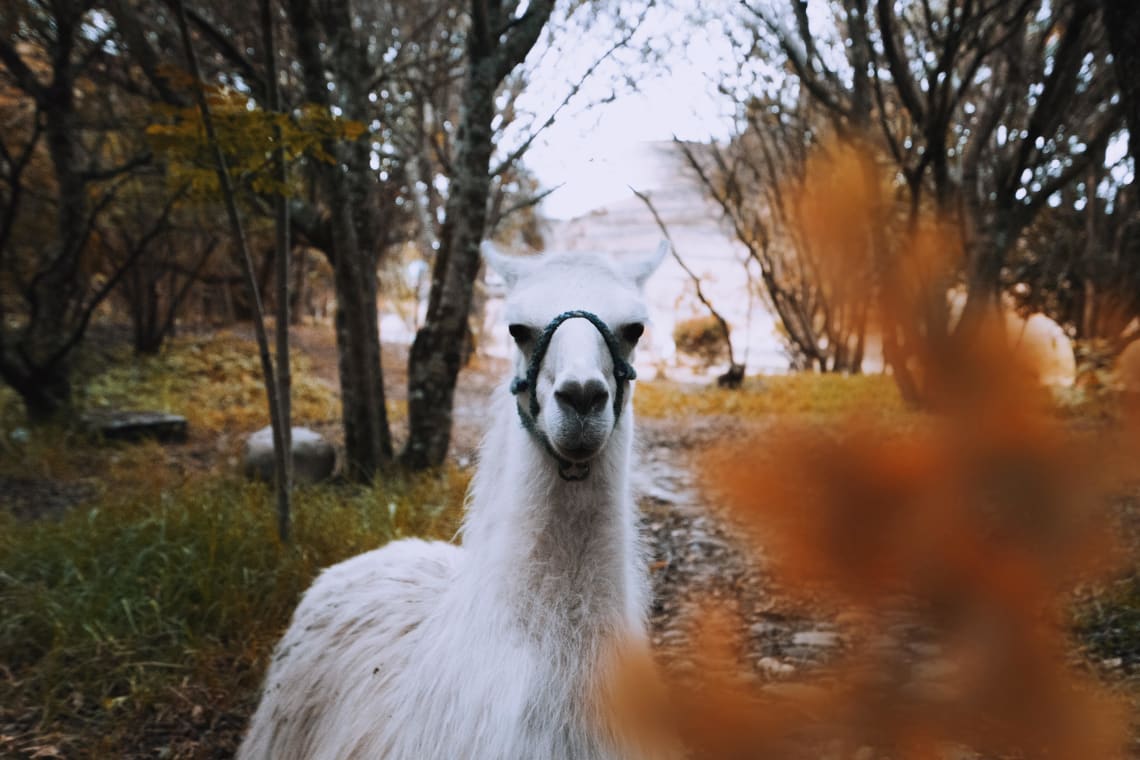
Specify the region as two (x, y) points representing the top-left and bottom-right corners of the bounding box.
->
(509, 310), (637, 481)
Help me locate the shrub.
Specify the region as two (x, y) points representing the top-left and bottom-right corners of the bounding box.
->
(672, 315), (729, 366)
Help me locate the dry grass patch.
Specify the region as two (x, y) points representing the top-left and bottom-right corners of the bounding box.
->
(635, 373), (906, 421)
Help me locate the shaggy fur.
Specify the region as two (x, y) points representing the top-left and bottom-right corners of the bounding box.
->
(238, 247), (666, 760)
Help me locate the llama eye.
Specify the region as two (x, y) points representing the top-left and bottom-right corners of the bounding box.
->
(508, 324), (534, 344)
(620, 323), (645, 343)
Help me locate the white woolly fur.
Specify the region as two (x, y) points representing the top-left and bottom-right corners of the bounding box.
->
(238, 245), (669, 760)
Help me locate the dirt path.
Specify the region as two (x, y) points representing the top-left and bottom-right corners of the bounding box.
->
(636, 418), (844, 685)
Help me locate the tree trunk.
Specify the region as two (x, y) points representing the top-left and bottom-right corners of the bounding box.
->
(1103, 0), (1140, 353)
(0, 358), (72, 423)
(401, 0), (556, 470)
(331, 196), (392, 479)
(402, 68), (497, 469)
(960, 234), (1006, 328)
(958, 185), (1012, 331)
(4, 17), (86, 422)
(285, 0), (393, 480)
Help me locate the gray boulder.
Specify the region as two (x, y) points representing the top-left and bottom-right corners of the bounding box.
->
(243, 426), (336, 484)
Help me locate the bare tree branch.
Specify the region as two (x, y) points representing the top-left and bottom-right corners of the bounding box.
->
(632, 185), (740, 373)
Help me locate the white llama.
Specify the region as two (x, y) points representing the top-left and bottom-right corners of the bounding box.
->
(238, 242), (669, 760)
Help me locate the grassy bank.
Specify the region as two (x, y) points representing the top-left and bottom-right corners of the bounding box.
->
(0, 472), (466, 757)
(0, 332), (460, 758)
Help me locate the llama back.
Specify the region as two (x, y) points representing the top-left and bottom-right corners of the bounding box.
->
(238, 538), (461, 760)
(239, 534), (630, 760)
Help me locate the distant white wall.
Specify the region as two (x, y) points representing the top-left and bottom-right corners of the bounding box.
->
(533, 142), (789, 379)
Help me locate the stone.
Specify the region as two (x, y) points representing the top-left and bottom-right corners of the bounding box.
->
(243, 426), (336, 484)
(792, 630), (841, 648)
(82, 410), (188, 443)
(756, 657), (795, 676)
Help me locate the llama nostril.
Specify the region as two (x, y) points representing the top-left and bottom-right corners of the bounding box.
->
(554, 379), (609, 416)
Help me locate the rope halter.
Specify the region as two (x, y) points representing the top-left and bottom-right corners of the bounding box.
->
(508, 310), (638, 481)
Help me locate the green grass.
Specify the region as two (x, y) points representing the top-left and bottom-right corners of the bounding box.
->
(0, 471), (467, 758)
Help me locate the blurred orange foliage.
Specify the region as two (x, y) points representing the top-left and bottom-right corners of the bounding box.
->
(605, 139), (1140, 759)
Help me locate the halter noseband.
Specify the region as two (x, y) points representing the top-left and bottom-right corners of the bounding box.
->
(509, 310), (637, 481)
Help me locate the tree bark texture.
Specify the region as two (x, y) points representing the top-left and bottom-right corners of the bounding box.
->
(285, 0), (393, 480)
(402, 0), (556, 470)
(402, 70), (496, 469)
(0, 9), (85, 420)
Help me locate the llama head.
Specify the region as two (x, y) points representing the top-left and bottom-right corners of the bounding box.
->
(483, 241), (667, 469)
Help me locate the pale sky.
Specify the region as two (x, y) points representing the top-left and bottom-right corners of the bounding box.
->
(518, 3), (739, 219)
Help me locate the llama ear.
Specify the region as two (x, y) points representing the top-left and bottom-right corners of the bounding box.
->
(481, 240), (532, 288)
(622, 240), (669, 289)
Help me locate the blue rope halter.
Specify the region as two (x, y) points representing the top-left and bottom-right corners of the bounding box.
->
(509, 310), (637, 481)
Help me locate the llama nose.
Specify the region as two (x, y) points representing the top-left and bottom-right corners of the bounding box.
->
(554, 379), (609, 417)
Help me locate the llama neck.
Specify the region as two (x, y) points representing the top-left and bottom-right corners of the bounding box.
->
(463, 386), (645, 641)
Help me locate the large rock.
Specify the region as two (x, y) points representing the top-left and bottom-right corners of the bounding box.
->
(243, 426), (336, 484)
(82, 410), (188, 443)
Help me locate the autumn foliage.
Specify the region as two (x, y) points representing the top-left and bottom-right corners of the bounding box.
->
(609, 141), (1140, 759)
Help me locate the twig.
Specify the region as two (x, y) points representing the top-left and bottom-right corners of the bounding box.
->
(630, 185), (741, 376)
(174, 0), (290, 542)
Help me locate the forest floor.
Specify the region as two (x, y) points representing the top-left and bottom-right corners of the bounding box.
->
(2, 325), (1140, 758)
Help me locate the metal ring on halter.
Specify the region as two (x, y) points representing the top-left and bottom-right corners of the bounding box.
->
(509, 310), (637, 481)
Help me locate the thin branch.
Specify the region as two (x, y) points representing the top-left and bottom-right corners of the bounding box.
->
(263, 0), (293, 542)
(42, 182), (185, 370)
(875, 0), (928, 123)
(184, 5), (265, 97)
(487, 185), (560, 230)
(175, 0), (288, 541)
(0, 118), (43, 258)
(631, 186), (738, 371)
(488, 16), (641, 178)
(80, 151), (153, 183)
(742, 0), (848, 120)
(0, 37), (45, 101)
(1019, 109), (1121, 224)
(492, 0), (557, 84)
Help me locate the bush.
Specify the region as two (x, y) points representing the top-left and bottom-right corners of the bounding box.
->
(672, 315), (729, 366)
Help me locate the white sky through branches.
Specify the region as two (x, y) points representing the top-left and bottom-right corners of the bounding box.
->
(520, 2), (740, 219)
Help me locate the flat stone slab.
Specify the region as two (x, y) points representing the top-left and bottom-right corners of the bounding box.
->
(82, 410), (188, 443)
(0, 476), (97, 520)
(243, 426), (336, 484)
